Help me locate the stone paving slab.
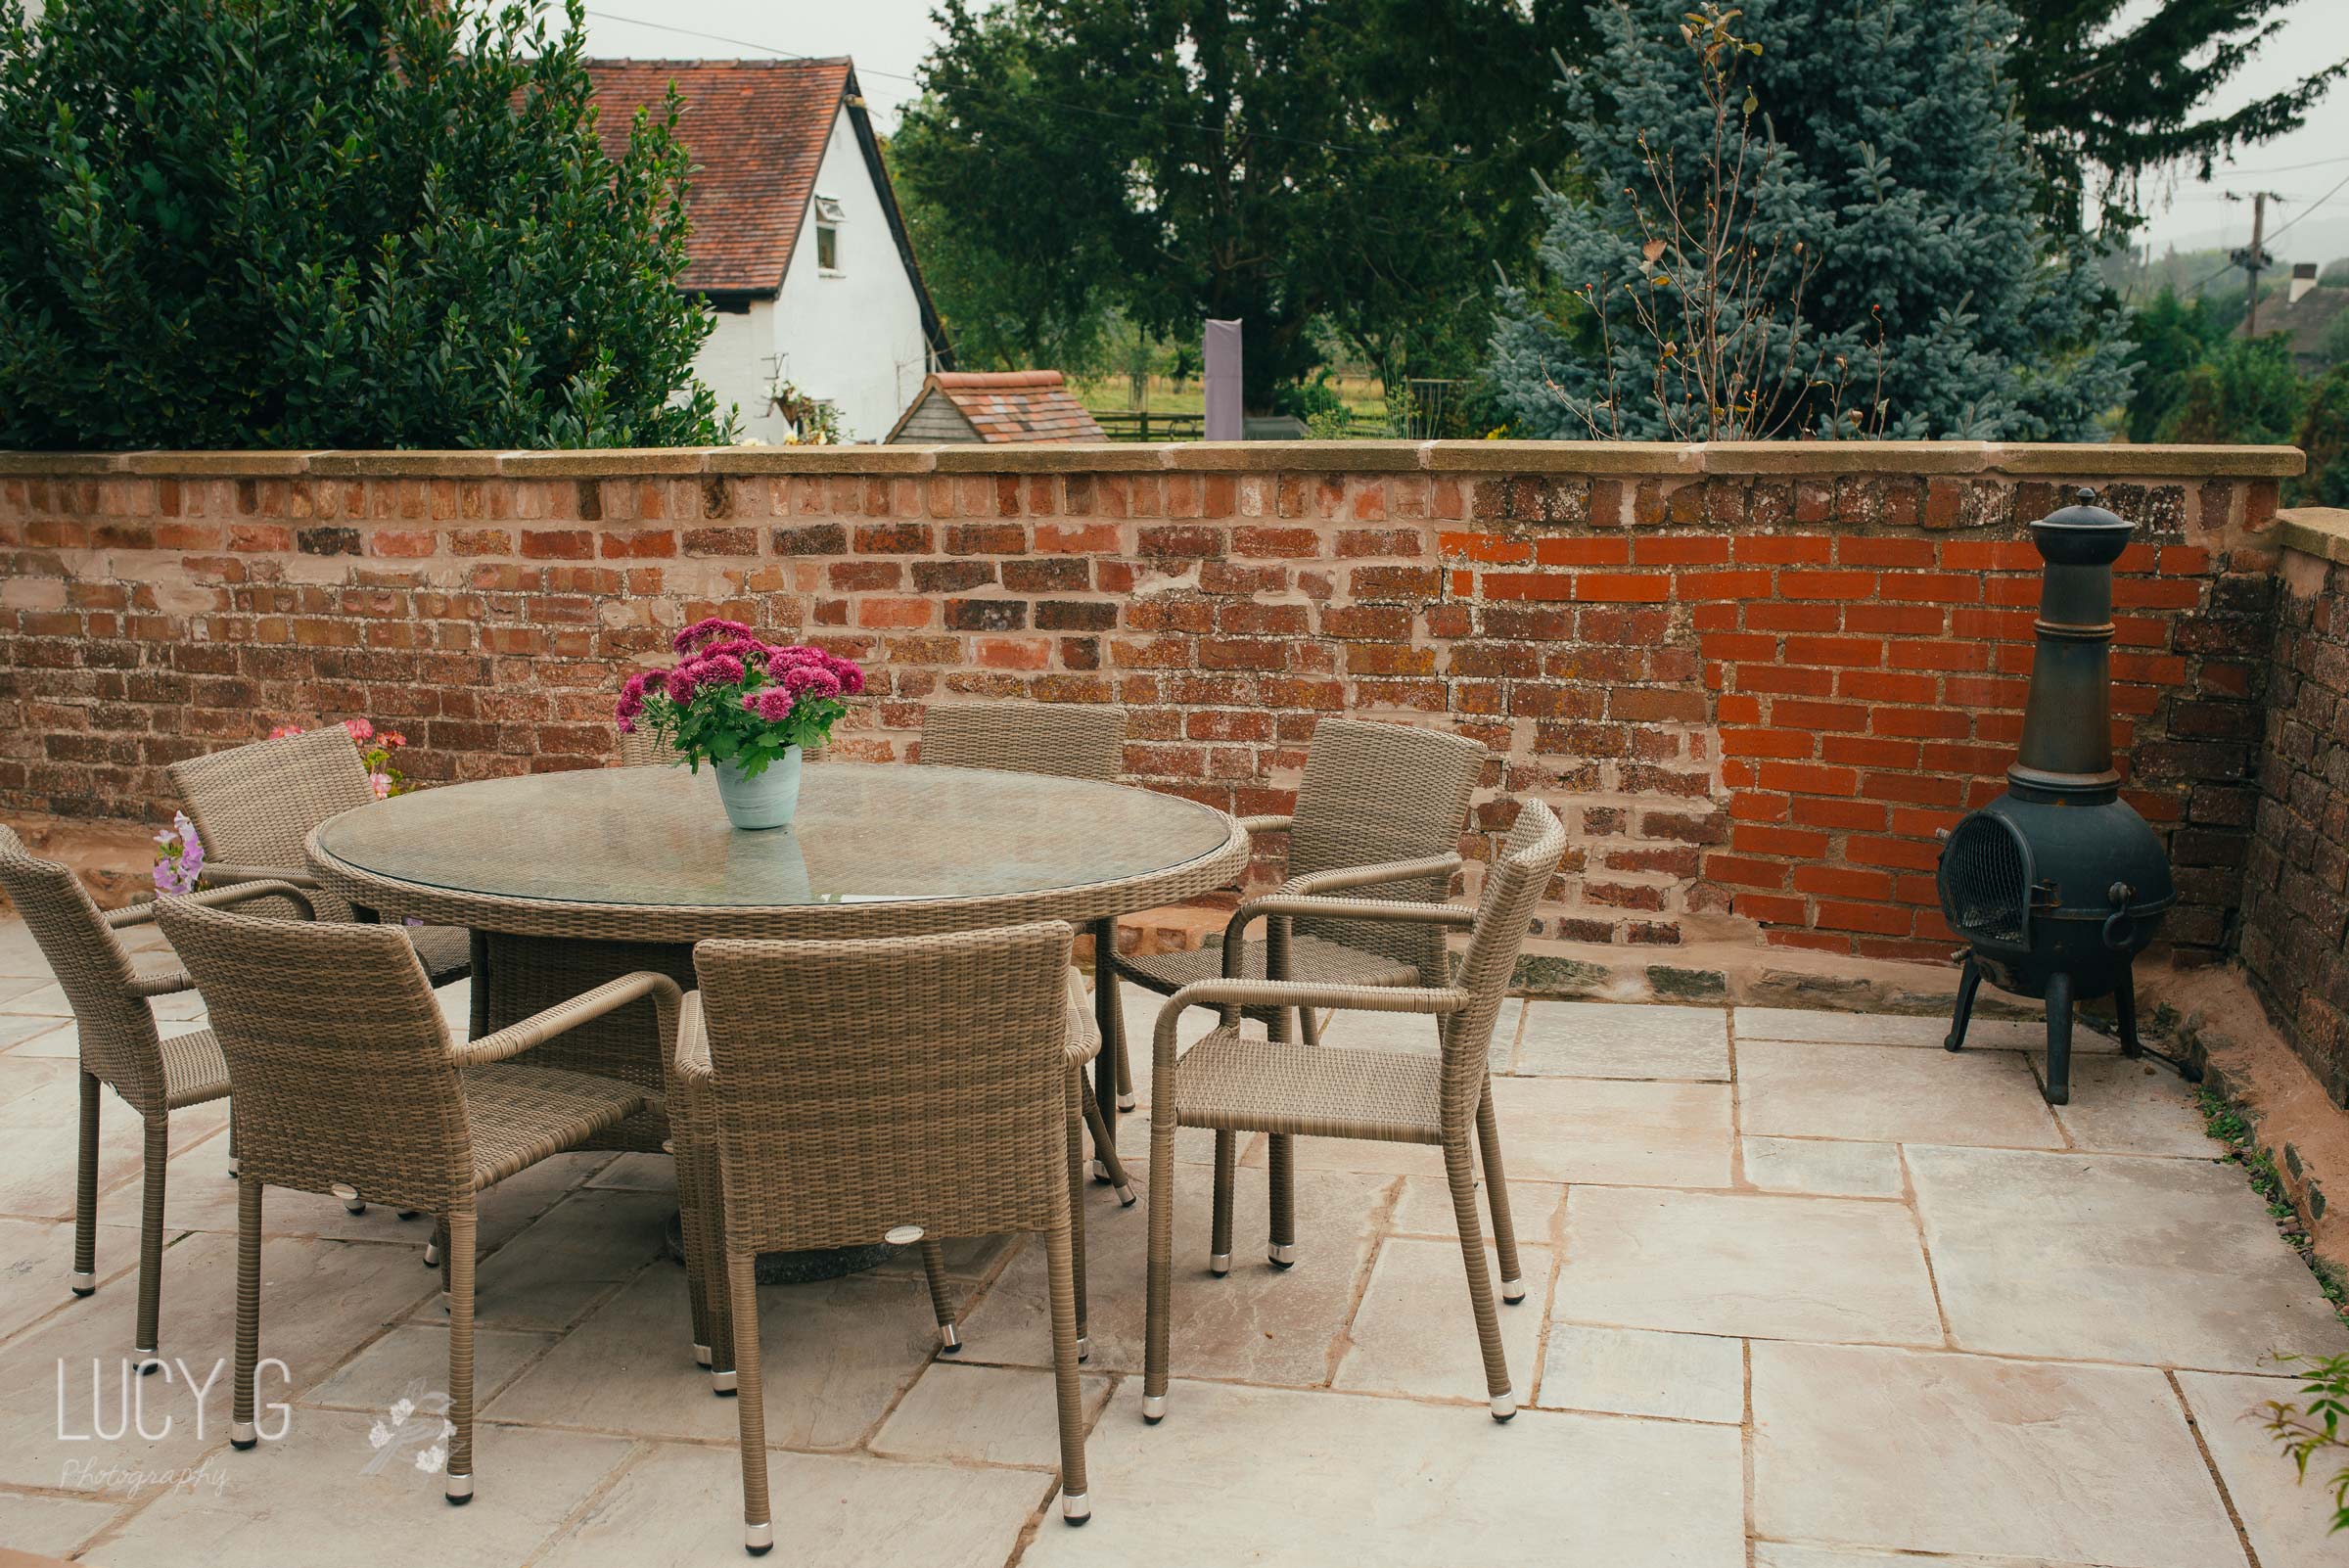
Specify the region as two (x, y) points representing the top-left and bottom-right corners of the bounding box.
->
(1739, 1136), (1906, 1198)
(89, 1408), (635, 1568)
(1016, 1380), (1746, 1568)
(1751, 1340), (2242, 1568)
(1907, 1144), (2349, 1370)
(1329, 1235), (1552, 1403)
(1736, 1038), (2064, 1149)
(536, 1441), (1050, 1568)
(1535, 1323), (1745, 1423)
(2176, 1369), (2347, 1568)
(1513, 1000), (1731, 1080)
(870, 1360), (1115, 1469)
(1734, 1006), (2106, 1053)
(1555, 1186), (1944, 1346)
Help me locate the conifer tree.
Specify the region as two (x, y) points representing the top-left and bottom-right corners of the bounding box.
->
(1490, 0), (2133, 440)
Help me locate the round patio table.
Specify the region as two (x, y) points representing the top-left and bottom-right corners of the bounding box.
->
(304, 762), (1251, 1273)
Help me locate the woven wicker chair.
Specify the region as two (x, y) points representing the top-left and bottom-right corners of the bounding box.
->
(1139, 799), (1566, 1424)
(1104, 716), (1484, 1253)
(918, 700), (1140, 1201)
(617, 726), (667, 768)
(0, 826), (318, 1371)
(672, 923), (1096, 1550)
(154, 897), (670, 1506)
(167, 726), (471, 988)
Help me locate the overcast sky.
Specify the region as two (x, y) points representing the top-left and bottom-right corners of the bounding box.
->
(571, 0), (2349, 264)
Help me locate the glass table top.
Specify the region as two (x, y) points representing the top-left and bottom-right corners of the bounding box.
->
(312, 762), (1238, 908)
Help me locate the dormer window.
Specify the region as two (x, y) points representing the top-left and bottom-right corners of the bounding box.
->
(813, 195), (845, 274)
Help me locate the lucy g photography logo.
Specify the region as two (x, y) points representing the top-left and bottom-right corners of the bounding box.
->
(363, 1381), (454, 1478)
(54, 1356), (291, 1493)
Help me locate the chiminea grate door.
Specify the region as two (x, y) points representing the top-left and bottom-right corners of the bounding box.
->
(1938, 814), (2028, 946)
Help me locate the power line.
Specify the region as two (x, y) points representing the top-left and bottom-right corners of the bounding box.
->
(2178, 165), (2349, 298)
(580, 5), (1478, 167)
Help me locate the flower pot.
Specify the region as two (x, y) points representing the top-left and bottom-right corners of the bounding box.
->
(713, 749), (803, 831)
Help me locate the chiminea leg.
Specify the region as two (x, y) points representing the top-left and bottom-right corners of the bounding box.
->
(1944, 954), (1982, 1053)
(2114, 963), (2142, 1058)
(2042, 972), (2075, 1106)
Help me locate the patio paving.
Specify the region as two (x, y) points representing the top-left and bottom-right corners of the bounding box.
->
(0, 914), (2344, 1566)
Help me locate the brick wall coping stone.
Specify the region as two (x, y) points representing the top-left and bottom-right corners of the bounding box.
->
(2278, 505), (2349, 565)
(0, 439), (2307, 482)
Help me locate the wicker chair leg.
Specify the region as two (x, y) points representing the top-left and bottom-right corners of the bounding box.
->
(702, 1152), (737, 1394)
(1208, 1130), (1236, 1275)
(1088, 971), (1124, 1180)
(443, 1206), (478, 1503)
(1444, 1140), (1514, 1420)
(1093, 921), (1135, 1112)
(672, 1143), (713, 1366)
(1267, 1133), (1297, 1268)
(1079, 1082), (1135, 1206)
(1142, 1111), (1177, 1422)
(1475, 1082), (1526, 1304)
(725, 1251), (774, 1556)
(917, 1240), (960, 1353)
(70, 1072), (98, 1297)
(1061, 1079), (1089, 1360)
(231, 1176), (261, 1449)
(1043, 1200), (1090, 1523)
(134, 1117), (167, 1371)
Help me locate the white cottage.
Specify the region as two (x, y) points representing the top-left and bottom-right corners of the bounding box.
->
(586, 58), (951, 443)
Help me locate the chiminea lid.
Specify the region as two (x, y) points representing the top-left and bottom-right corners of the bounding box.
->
(2030, 487), (2133, 566)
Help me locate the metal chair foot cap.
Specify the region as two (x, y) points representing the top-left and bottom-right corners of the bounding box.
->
(1140, 1394), (1166, 1422)
(939, 1324), (961, 1353)
(1208, 1253), (1230, 1276)
(693, 1343), (712, 1368)
(423, 1244), (440, 1268)
(396, 1210), (419, 1221)
(230, 1422), (256, 1450)
(1500, 1277), (1527, 1304)
(135, 1350), (160, 1376)
(344, 1199), (366, 1215)
(711, 1369), (738, 1395)
(1267, 1244), (1296, 1268)
(1077, 1334), (1091, 1363)
(1115, 1184), (1136, 1207)
(443, 1473), (473, 1503)
(1117, 1092), (1137, 1112)
(227, 1158), (239, 1176)
(1087, 1160), (1111, 1183)
(745, 1522), (774, 1555)
(1061, 1492), (1090, 1523)
(69, 1271), (94, 1296)
(1491, 1392), (1517, 1421)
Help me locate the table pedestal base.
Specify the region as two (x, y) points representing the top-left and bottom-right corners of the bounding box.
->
(661, 1213), (891, 1284)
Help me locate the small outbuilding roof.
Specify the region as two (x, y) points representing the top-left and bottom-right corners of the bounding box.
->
(886, 372), (1107, 444)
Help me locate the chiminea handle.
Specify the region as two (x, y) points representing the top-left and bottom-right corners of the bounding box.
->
(2100, 882), (2139, 950)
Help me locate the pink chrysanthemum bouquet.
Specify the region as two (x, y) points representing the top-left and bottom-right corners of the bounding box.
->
(617, 619), (864, 778)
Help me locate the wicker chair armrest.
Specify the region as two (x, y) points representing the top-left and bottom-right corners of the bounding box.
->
(670, 990), (712, 1089)
(1063, 969), (1103, 1069)
(1221, 887), (1476, 978)
(1281, 853), (1464, 899)
(1235, 814), (1293, 837)
(200, 862), (325, 891)
(455, 970), (682, 1070)
(1151, 980), (1467, 1067)
(109, 879), (320, 935)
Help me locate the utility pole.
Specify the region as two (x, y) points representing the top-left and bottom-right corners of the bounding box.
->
(2228, 190), (2286, 336)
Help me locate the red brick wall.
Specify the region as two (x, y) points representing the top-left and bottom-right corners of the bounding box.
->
(0, 443), (2294, 967)
(2240, 512), (2349, 1104)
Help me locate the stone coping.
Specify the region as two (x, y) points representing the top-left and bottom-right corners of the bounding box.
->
(2277, 505), (2349, 564)
(0, 439), (2307, 481)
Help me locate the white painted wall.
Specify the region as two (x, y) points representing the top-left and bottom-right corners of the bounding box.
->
(686, 104), (933, 445)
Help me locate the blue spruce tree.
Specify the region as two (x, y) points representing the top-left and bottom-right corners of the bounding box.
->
(1490, 0), (2132, 440)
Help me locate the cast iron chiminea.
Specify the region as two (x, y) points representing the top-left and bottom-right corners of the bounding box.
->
(1934, 488), (2190, 1104)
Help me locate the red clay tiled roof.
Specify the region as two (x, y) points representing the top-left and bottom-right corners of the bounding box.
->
(908, 372), (1107, 443)
(584, 58), (849, 296)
